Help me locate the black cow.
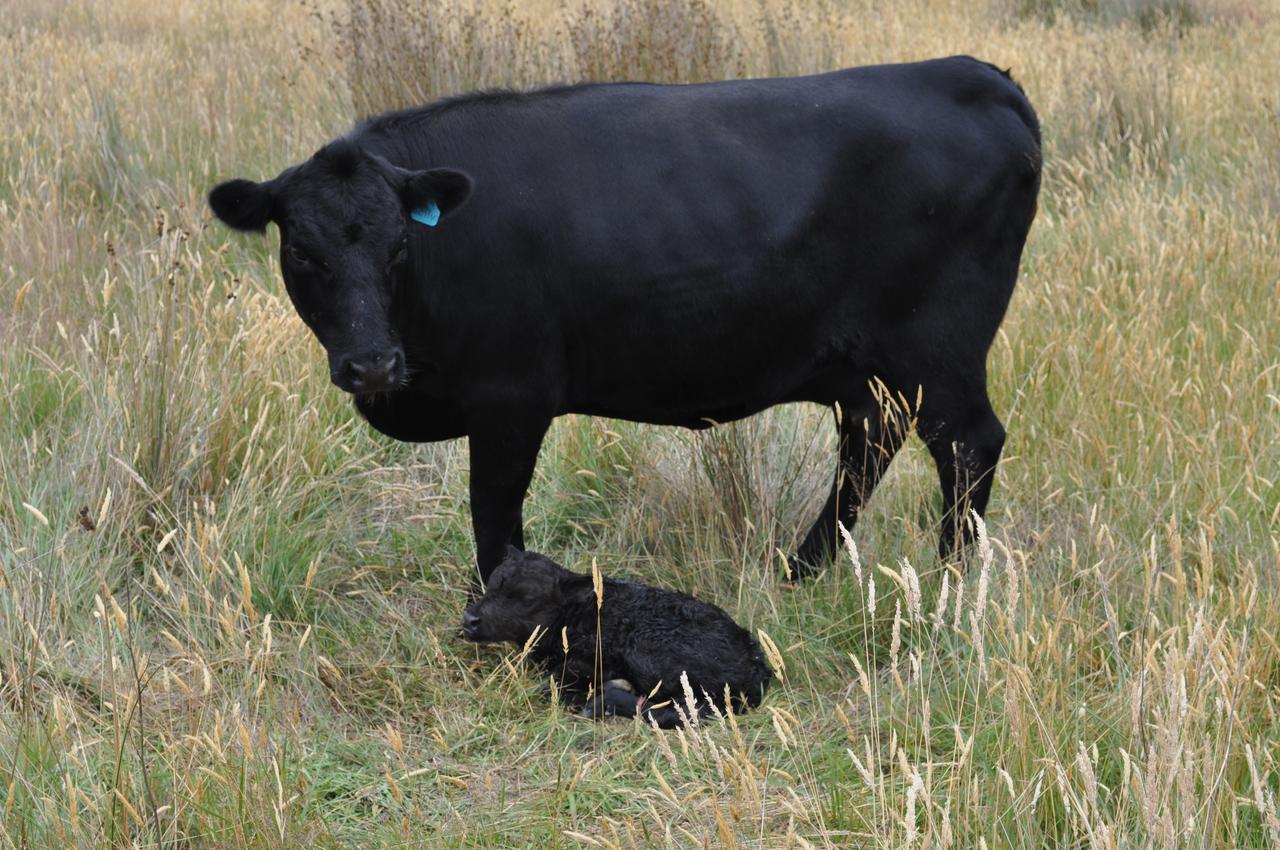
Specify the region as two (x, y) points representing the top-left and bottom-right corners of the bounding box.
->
(208, 56), (1041, 583)
(461, 548), (772, 728)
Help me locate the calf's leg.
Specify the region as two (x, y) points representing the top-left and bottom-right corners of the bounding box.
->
(579, 681), (643, 720)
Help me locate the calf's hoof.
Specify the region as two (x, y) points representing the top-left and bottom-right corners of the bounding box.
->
(580, 680), (642, 720)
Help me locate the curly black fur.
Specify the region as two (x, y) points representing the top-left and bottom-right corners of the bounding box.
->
(461, 549), (772, 729)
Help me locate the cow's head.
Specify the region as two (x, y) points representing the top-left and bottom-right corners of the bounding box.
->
(207, 140), (471, 394)
(460, 549), (593, 645)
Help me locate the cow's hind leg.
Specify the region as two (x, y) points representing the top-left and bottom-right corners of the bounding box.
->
(789, 401), (906, 580)
(920, 390), (1006, 559)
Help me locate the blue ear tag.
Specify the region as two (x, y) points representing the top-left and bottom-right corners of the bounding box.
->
(411, 200), (441, 227)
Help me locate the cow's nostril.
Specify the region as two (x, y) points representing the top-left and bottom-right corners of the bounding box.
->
(337, 351), (402, 392)
(461, 611), (480, 632)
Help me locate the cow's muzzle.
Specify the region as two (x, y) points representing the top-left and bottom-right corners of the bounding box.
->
(333, 348), (404, 393)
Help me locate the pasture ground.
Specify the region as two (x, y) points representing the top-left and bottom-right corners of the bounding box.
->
(1, 0), (1278, 846)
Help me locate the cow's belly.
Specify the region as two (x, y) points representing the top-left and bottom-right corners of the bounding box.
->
(568, 362), (814, 428)
(558, 231), (872, 413)
(563, 300), (854, 424)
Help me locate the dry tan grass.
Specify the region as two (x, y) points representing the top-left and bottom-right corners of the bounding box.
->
(1, 0), (1278, 846)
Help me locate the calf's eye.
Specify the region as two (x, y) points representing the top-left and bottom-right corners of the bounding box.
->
(286, 244), (310, 266)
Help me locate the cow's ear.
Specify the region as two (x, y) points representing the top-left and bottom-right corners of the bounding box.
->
(503, 545), (523, 561)
(557, 573), (596, 607)
(208, 178), (274, 233)
(401, 168), (473, 222)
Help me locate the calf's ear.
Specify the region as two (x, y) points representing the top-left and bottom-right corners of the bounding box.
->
(557, 573), (596, 607)
(208, 179), (274, 233)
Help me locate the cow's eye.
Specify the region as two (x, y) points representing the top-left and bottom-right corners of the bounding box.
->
(389, 236), (409, 268)
(286, 244), (310, 267)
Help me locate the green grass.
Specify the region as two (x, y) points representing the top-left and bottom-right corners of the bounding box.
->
(2, 0), (1279, 846)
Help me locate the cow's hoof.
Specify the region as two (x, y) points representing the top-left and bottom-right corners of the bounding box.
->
(781, 553), (822, 584)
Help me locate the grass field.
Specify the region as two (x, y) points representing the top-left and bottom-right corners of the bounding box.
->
(2, 0), (1279, 846)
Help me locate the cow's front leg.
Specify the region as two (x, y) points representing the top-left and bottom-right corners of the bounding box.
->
(467, 415), (551, 586)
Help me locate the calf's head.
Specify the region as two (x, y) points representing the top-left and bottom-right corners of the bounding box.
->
(208, 140), (471, 394)
(461, 549), (594, 644)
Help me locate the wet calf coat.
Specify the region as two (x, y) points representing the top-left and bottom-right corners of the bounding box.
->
(462, 550), (772, 728)
(207, 57), (1042, 582)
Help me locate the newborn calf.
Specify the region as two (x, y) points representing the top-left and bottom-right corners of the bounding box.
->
(461, 549), (772, 728)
